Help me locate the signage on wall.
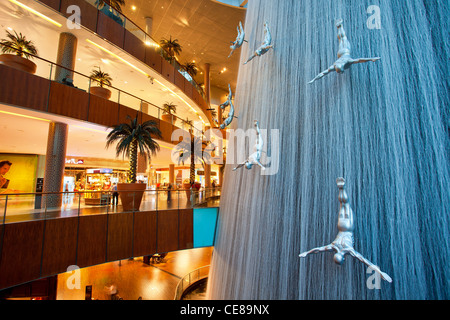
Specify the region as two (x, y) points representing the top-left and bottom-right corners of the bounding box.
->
(66, 158), (84, 165)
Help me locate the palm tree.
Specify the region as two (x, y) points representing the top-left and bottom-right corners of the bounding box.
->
(106, 115), (162, 183)
(94, 0), (125, 12)
(0, 30), (37, 59)
(162, 102), (177, 115)
(175, 135), (214, 185)
(90, 66), (112, 87)
(182, 62), (198, 77)
(160, 36), (182, 61)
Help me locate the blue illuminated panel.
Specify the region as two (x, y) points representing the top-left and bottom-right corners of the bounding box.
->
(193, 208), (219, 248)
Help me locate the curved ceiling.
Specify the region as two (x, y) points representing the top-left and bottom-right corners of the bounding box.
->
(121, 0), (246, 93)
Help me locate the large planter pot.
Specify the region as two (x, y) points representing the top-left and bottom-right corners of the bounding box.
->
(117, 183), (146, 211)
(0, 54), (37, 74)
(89, 86), (112, 100)
(161, 114), (175, 124)
(182, 183), (192, 198)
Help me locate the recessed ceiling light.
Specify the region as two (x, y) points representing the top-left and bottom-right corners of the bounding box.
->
(101, 58), (109, 64)
(131, 5), (137, 10)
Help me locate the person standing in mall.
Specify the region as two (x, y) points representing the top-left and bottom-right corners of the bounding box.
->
(111, 183), (119, 206)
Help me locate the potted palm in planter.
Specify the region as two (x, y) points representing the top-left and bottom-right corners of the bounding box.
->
(182, 62), (198, 78)
(159, 36), (182, 62)
(161, 102), (177, 124)
(106, 115), (162, 211)
(89, 66), (113, 100)
(174, 134), (213, 199)
(0, 30), (38, 74)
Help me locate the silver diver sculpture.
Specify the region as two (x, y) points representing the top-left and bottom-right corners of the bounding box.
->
(244, 21), (274, 65)
(229, 21), (246, 58)
(220, 84), (237, 129)
(308, 19), (381, 84)
(299, 177), (392, 283)
(233, 120), (266, 171)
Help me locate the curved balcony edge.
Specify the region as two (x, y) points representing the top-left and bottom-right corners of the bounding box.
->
(0, 64), (185, 146)
(36, 0), (214, 126)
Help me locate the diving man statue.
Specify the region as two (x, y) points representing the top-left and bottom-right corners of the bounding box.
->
(244, 21), (274, 65)
(308, 19), (381, 84)
(220, 84), (237, 129)
(229, 21), (246, 58)
(299, 177), (392, 283)
(233, 120), (265, 171)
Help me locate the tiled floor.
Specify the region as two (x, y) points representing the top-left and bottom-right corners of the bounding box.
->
(56, 247), (214, 300)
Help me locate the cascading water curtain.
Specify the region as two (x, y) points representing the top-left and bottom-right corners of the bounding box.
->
(207, 0), (449, 300)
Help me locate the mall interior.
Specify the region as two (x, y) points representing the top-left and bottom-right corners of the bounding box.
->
(0, 0), (449, 302)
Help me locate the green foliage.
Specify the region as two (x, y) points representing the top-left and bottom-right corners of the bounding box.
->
(0, 30), (38, 59)
(106, 115), (162, 183)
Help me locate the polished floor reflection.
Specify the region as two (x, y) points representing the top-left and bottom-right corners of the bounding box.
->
(56, 247), (213, 300)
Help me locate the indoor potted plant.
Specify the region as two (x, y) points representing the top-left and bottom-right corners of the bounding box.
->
(161, 102), (177, 124)
(106, 114), (162, 211)
(89, 66), (112, 100)
(159, 36), (182, 62)
(174, 134), (213, 199)
(0, 30), (38, 74)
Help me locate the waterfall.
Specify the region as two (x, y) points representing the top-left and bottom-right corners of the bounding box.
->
(207, 0), (449, 300)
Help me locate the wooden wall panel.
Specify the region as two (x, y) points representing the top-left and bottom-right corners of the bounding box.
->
(174, 71), (185, 92)
(106, 213), (133, 262)
(0, 65), (50, 111)
(76, 215), (108, 268)
(59, 0), (98, 31)
(0, 221), (45, 290)
(96, 12), (125, 48)
(124, 30), (145, 62)
(157, 210), (179, 253)
(48, 82), (89, 120)
(183, 78), (193, 99)
(40, 217), (78, 277)
(39, 0), (60, 11)
(159, 120), (174, 144)
(161, 59), (175, 83)
(133, 211), (157, 257)
(178, 209), (194, 250)
(118, 105), (141, 125)
(87, 95), (119, 127)
(145, 47), (162, 73)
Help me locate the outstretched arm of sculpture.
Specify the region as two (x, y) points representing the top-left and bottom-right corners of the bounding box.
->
(244, 52), (257, 65)
(351, 57), (381, 64)
(233, 162), (246, 171)
(347, 249), (392, 283)
(299, 244), (336, 258)
(308, 65), (336, 84)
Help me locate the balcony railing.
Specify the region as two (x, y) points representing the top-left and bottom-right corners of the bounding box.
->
(0, 187), (221, 224)
(82, 0), (206, 100)
(174, 265), (210, 300)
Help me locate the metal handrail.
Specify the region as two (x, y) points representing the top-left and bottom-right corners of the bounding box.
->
(174, 265), (210, 300)
(0, 187), (221, 223)
(84, 0), (206, 99)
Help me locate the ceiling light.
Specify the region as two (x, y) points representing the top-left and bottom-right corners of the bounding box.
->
(0, 110), (50, 122)
(8, 0), (62, 27)
(101, 58), (109, 64)
(131, 5), (137, 11)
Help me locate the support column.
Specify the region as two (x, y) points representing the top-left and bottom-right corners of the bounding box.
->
(204, 63), (211, 105)
(205, 164), (211, 188)
(169, 164), (175, 185)
(42, 122), (68, 209)
(145, 17), (153, 36)
(54, 32), (78, 83)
